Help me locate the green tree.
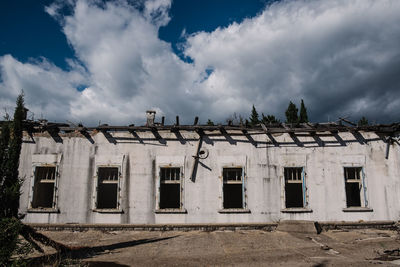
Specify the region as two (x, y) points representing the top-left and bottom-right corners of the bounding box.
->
(206, 119), (214, 126)
(226, 112), (245, 125)
(261, 113), (280, 124)
(0, 118), (10, 175)
(299, 99), (309, 123)
(358, 116), (369, 126)
(285, 101), (298, 124)
(7, 94), (24, 217)
(249, 105), (260, 126)
(0, 93), (25, 265)
(1, 93), (25, 218)
(0, 119), (11, 216)
(0, 217), (22, 264)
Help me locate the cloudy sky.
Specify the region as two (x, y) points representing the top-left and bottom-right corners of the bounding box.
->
(1, 0), (400, 125)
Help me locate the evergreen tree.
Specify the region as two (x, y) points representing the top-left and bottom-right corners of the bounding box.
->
(1, 93), (25, 218)
(206, 119), (214, 126)
(299, 99), (309, 123)
(0, 94), (25, 265)
(0, 119), (10, 180)
(285, 101), (298, 124)
(249, 105), (260, 126)
(358, 116), (369, 126)
(225, 113), (245, 125)
(261, 113), (280, 124)
(0, 120), (10, 216)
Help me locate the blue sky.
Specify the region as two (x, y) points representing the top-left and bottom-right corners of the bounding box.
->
(158, 0), (269, 61)
(0, 0), (400, 125)
(0, 0), (268, 69)
(0, 0), (73, 69)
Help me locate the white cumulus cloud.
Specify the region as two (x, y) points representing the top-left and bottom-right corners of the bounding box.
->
(184, 0), (400, 123)
(1, 0), (400, 125)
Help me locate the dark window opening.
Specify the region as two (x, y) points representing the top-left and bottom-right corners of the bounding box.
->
(285, 183), (303, 208)
(223, 168), (243, 209)
(97, 167), (119, 209)
(159, 167), (181, 209)
(160, 184), (180, 208)
(284, 167), (304, 208)
(344, 167), (362, 207)
(31, 166), (56, 208)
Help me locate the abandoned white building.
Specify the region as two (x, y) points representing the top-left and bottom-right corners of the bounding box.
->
(17, 112), (400, 225)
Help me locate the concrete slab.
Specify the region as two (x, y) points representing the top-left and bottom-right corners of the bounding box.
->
(24, 228), (400, 266)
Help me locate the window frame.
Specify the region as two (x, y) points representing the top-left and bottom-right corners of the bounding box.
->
(218, 165), (250, 213)
(342, 166), (371, 211)
(93, 165), (123, 213)
(155, 165), (186, 213)
(281, 166), (312, 213)
(28, 164), (60, 212)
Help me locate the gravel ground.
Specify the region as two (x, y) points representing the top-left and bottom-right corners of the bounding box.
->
(26, 228), (400, 266)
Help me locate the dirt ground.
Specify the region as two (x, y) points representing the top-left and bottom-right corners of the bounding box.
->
(27, 228), (400, 266)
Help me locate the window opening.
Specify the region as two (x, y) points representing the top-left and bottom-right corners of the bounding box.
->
(223, 168), (243, 209)
(344, 167), (363, 207)
(97, 167), (119, 209)
(284, 167), (304, 208)
(159, 167), (181, 209)
(31, 166), (56, 208)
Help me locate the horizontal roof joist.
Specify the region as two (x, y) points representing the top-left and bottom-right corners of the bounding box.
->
(18, 121), (400, 135)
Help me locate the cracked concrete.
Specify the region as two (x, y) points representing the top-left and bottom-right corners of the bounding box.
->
(28, 228), (400, 266)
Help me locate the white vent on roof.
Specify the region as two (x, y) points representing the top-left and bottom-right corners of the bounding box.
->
(146, 110), (156, 126)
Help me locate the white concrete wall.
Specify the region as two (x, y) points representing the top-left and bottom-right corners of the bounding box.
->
(19, 130), (400, 224)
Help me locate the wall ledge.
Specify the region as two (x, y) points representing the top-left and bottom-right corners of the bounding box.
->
(24, 221), (398, 232)
(155, 209), (187, 214)
(218, 209), (251, 214)
(342, 207), (373, 212)
(281, 208), (313, 213)
(27, 208), (59, 213)
(317, 220), (397, 231)
(25, 222), (277, 232)
(92, 209), (124, 214)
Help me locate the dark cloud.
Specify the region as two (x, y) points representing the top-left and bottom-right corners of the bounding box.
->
(1, 0), (400, 125)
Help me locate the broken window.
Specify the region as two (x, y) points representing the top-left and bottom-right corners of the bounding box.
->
(159, 167), (181, 209)
(31, 166), (57, 209)
(223, 168), (244, 209)
(96, 167), (120, 209)
(284, 167), (305, 208)
(344, 167), (365, 207)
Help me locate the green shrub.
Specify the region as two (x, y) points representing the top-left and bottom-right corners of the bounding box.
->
(0, 218), (22, 265)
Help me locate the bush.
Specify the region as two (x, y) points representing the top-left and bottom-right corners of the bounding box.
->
(0, 218), (22, 265)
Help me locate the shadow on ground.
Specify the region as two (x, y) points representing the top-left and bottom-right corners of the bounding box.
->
(31, 235), (179, 266)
